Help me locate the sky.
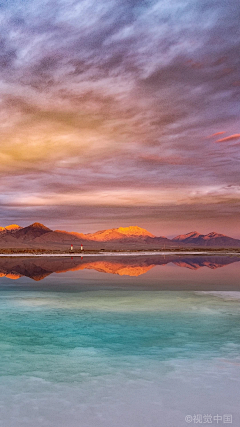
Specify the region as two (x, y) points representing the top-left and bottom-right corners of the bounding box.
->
(0, 0), (239, 237)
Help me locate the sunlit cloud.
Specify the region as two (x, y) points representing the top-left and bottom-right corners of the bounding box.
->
(216, 134), (240, 143)
(0, 0), (239, 235)
(1, 185), (239, 210)
(208, 131), (226, 138)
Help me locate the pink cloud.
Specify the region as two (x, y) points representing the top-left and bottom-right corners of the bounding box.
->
(139, 155), (184, 165)
(208, 131), (226, 138)
(216, 134), (240, 143)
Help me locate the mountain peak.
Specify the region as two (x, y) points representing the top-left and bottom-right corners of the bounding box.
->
(116, 226), (154, 237)
(29, 223), (52, 231)
(207, 231), (224, 237)
(185, 231), (201, 237)
(82, 225), (155, 242)
(203, 231), (225, 240)
(172, 231), (201, 241)
(11, 222), (52, 241)
(5, 224), (22, 231)
(0, 224), (22, 233)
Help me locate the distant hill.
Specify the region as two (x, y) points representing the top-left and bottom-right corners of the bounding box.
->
(13, 223), (52, 240)
(172, 231), (240, 247)
(0, 223), (240, 250)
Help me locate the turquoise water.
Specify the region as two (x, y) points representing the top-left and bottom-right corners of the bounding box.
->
(0, 261), (240, 426)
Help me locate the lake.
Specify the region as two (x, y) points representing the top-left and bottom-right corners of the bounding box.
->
(0, 255), (240, 426)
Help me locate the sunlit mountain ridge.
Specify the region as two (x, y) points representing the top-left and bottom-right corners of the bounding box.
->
(0, 223), (240, 249)
(69, 225), (155, 241)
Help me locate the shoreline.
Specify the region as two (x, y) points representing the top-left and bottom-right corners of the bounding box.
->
(0, 251), (240, 257)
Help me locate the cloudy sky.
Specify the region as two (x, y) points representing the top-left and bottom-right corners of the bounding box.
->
(0, 0), (239, 236)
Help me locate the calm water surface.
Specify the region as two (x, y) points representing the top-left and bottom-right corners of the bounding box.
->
(0, 256), (240, 427)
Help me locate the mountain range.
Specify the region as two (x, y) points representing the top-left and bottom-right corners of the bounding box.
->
(0, 222), (240, 250)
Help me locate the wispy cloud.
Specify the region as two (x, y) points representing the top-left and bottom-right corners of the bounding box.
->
(216, 134), (240, 143)
(209, 131), (226, 138)
(0, 0), (239, 234)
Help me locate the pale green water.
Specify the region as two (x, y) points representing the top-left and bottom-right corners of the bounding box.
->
(0, 260), (240, 426)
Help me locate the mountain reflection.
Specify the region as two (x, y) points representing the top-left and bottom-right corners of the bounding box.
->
(0, 255), (239, 281)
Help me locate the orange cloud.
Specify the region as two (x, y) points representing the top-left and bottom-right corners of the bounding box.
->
(216, 134), (240, 143)
(208, 131), (226, 138)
